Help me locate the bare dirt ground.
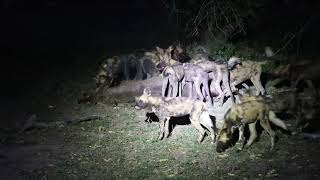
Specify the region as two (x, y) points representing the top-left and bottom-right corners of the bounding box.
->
(1, 59), (320, 180)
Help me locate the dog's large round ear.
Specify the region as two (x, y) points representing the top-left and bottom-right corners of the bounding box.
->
(176, 46), (183, 53)
(143, 87), (152, 96)
(167, 45), (173, 53)
(156, 46), (164, 54)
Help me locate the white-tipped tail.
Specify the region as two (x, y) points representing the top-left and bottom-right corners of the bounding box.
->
(268, 111), (288, 130)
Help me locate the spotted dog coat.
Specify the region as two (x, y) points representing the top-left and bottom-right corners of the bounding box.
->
(155, 46), (180, 71)
(161, 64), (184, 97)
(135, 88), (216, 143)
(228, 57), (266, 95)
(216, 95), (289, 152)
(195, 60), (234, 106)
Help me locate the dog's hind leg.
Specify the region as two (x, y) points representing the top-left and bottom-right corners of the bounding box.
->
(158, 117), (169, 140)
(200, 111), (215, 142)
(165, 117), (171, 138)
(190, 110), (206, 143)
(251, 75), (265, 95)
(259, 119), (276, 151)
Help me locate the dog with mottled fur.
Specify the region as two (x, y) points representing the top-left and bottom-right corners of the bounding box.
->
(139, 51), (161, 79)
(94, 54), (143, 87)
(161, 64), (184, 97)
(161, 63), (212, 105)
(195, 60), (234, 106)
(216, 95), (289, 153)
(135, 88), (216, 143)
(155, 46), (180, 71)
(228, 57), (266, 95)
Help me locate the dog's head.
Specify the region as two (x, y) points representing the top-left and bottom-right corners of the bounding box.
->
(94, 56), (119, 87)
(237, 94), (265, 104)
(155, 46), (173, 70)
(216, 127), (233, 153)
(135, 88), (152, 110)
(101, 56), (120, 73)
(94, 68), (110, 87)
(216, 111), (238, 153)
(172, 45), (190, 62)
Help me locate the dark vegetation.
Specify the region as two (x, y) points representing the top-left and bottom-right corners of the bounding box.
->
(1, 0), (320, 179)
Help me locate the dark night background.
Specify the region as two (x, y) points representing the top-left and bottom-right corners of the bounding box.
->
(1, 0), (320, 179)
(1, 1), (172, 95)
(1, 0), (320, 96)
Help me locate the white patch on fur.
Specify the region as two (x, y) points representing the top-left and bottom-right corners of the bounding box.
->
(228, 56), (241, 68)
(200, 111), (213, 128)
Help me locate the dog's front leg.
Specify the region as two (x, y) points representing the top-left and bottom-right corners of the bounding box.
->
(164, 117), (171, 138)
(187, 82), (193, 99)
(171, 80), (179, 97)
(259, 118), (276, 151)
(245, 121), (258, 148)
(195, 80), (204, 102)
(162, 77), (169, 97)
(190, 112), (206, 143)
(238, 125), (246, 150)
(158, 117), (166, 140)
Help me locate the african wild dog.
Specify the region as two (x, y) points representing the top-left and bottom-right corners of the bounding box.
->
(182, 63), (211, 104)
(216, 95), (289, 153)
(228, 57), (266, 96)
(139, 51), (161, 79)
(155, 46), (180, 71)
(172, 45), (191, 63)
(195, 60), (234, 106)
(161, 63), (212, 105)
(135, 88), (216, 143)
(94, 54), (143, 87)
(161, 64), (184, 97)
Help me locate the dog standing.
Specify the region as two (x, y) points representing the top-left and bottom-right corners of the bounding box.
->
(195, 60), (234, 106)
(135, 88), (216, 143)
(161, 63), (212, 105)
(161, 64), (184, 97)
(139, 51), (161, 79)
(155, 46), (180, 71)
(228, 57), (266, 96)
(216, 95), (289, 152)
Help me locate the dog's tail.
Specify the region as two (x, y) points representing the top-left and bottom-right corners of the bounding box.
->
(200, 110), (215, 130)
(268, 111), (288, 130)
(257, 61), (269, 65)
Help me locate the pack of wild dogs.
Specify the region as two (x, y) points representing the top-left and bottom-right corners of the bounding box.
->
(92, 45), (318, 153)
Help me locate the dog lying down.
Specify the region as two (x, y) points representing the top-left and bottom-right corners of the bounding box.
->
(135, 88), (216, 143)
